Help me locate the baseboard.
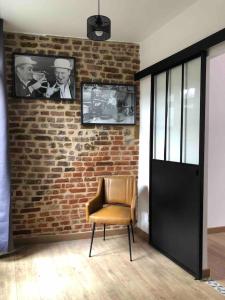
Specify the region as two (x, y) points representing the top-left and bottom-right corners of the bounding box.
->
(202, 268), (211, 279)
(14, 228), (127, 246)
(14, 226), (149, 246)
(135, 227), (149, 242)
(208, 226), (225, 234)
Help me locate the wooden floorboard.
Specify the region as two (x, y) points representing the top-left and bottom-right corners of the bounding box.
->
(0, 235), (224, 300)
(0, 255), (17, 300)
(208, 232), (225, 287)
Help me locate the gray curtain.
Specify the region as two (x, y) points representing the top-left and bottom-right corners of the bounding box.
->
(0, 19), (13, 255)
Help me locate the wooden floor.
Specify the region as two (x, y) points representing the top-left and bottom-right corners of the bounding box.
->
(208, 232), (225, 286)
(1, 234), (224, 300)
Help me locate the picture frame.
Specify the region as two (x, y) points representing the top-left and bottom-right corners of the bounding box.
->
(81, 82), (136, 125)
(13, 53), (76, 100)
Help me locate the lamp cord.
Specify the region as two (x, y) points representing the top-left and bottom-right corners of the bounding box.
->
(98, 0), (100, 15)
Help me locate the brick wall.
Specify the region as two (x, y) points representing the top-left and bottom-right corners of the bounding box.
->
(4, 32), (140, 240)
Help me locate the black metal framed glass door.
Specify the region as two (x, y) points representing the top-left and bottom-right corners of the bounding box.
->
(150, 52), (206, 279)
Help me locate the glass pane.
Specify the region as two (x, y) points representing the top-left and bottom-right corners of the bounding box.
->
(182, 57), (201, 164)
(153, 72), (166, 160)
(166, 66), (182, 162)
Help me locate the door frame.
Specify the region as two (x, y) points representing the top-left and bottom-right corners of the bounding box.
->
(135, 27), (225, 280)
(148, 52), (207, 279)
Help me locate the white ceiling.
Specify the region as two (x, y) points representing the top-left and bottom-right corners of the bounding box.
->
(0, 0), (198, 43)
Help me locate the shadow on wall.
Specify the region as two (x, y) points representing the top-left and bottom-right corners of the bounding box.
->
(137, 185), (149, 233)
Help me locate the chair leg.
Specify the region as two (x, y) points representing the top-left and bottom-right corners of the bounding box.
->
(127, 225), (132, 261)
(89, 222), (96, 257)
(130, 222), (135, 243)
(103, 224), (106, 241)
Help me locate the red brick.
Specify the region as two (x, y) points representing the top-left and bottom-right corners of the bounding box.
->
(6, 32), (140, 239)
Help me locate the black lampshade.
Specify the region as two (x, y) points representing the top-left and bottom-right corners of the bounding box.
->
(87, 15), (111, 41)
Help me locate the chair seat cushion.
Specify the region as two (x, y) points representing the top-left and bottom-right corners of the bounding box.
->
(89, 205), (131, 225)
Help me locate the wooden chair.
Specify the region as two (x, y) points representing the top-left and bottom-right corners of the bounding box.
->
(86, 176), (137, 261)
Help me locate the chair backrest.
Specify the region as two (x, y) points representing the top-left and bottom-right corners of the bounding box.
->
(103, 176), (135, 206)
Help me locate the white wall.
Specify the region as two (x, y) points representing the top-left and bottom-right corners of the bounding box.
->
(141, 0), (225, 69)
(137, 76), (150, 233)
(206, 45), (225, 228)
(138, 0), (225, 268)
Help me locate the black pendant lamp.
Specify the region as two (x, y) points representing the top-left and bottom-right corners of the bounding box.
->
(87, 0), (111, 41)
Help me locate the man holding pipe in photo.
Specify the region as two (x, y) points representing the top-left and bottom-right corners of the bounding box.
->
(15, 56), (47, 97)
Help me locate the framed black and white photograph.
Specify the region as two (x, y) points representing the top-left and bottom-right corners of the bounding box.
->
(81, 83), (136, 125)
(13, 53), (75, 100)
